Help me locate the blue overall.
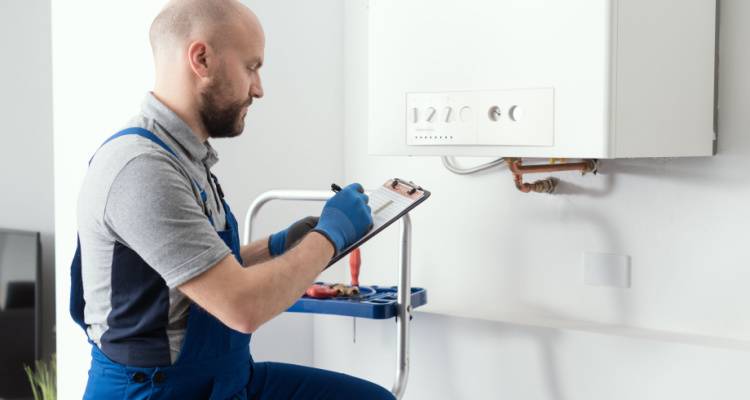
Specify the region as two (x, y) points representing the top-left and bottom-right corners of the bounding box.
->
(70, 128), (394, 400)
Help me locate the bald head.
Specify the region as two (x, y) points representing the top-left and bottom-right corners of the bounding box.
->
(150, 0), (260, 59)
(149, 0), (265, 140)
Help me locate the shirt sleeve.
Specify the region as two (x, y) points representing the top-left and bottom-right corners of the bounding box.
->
(103, 152), (232, 288)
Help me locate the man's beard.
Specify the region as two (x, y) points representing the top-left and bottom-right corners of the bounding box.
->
(199, 80), (251, 139)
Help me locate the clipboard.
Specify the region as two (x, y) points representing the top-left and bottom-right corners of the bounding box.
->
(326, 178), (431, 267)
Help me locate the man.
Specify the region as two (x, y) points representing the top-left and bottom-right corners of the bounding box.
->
(70, 0), (394, 399)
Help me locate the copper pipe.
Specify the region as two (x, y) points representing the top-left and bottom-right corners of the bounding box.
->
(513, 174), (557, 193)
(507, 158), (597, 193)
(508, 159), (596, 175)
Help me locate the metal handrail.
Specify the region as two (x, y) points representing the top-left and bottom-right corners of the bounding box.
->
(242, 190), (412, 399)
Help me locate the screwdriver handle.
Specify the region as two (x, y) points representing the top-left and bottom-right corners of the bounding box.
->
(306, 284), (338, 299)
(349, 248), (361, 287)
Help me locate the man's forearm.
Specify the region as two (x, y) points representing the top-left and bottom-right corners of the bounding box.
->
(179, 231), (334, 333)
(238, 232), (334, 328)
(240, 238), (272, 267)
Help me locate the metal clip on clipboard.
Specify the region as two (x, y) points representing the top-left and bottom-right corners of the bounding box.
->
(242, 179), (429, 399)
(391, 178), (421, 194)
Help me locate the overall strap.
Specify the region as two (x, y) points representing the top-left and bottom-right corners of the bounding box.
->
(100, 127), (179, 158)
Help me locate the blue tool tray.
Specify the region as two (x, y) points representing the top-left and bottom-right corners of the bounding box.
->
(287, 284), (427, 320)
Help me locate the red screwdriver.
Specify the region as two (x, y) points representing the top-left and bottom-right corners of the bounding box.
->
(350, 248), (361, 287)
(349, 248), (362, 344)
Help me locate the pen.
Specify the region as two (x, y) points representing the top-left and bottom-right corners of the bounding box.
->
(331, 183), (342, 193)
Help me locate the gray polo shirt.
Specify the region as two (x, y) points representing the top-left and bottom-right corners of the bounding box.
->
(77, 93), (232, 362)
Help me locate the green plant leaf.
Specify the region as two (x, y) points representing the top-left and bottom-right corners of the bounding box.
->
(24, 354), (56, 400)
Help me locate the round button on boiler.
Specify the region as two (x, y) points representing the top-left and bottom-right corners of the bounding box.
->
(509, 105), (524, 122)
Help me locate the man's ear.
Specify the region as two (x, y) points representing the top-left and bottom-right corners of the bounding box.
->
(187, 41), (210, 79)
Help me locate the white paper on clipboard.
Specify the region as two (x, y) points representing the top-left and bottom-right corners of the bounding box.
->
(325, 179), (429, 267)
(369, 183), (421, 230)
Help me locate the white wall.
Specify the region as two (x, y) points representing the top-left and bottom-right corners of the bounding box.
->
(52, 1), (344, 398)
(315, 313), (750, 400)
(0, 0), (55, 360)
(309, 1), (750, 399)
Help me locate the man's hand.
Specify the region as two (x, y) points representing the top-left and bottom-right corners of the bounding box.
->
(268, 216), (319, 257)
(312, 183), (373, 255)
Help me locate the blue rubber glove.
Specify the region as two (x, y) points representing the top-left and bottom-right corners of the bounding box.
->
(312, 183), (373, 255)
(268, 216), (320, 257)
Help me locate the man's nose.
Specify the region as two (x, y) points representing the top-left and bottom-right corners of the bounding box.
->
(251, 76), (264, 99)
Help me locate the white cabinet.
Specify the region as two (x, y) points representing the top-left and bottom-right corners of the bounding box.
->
(368, 0), (718, 158)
